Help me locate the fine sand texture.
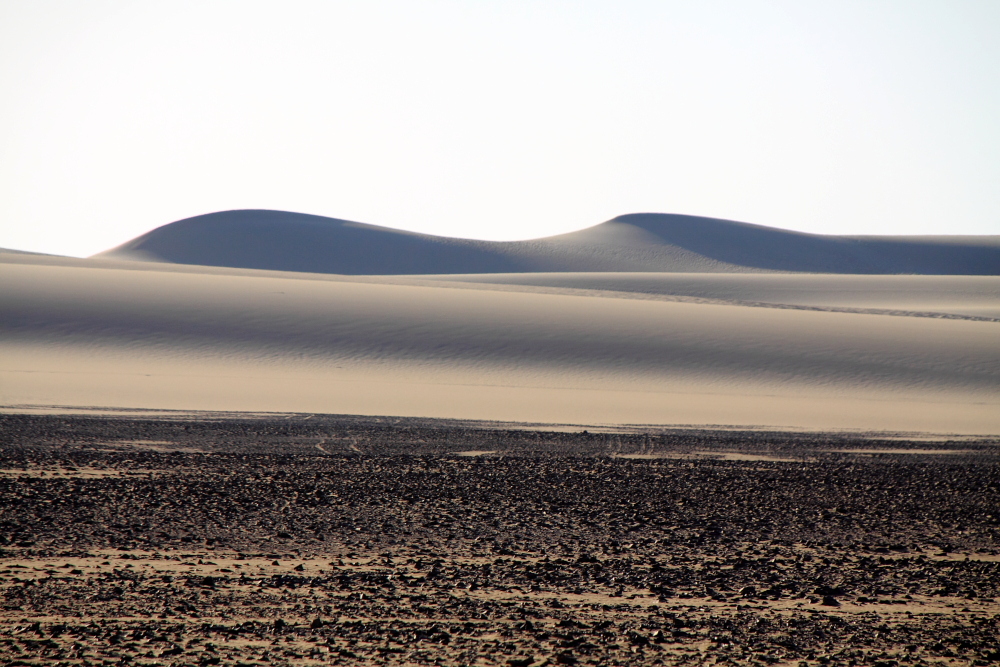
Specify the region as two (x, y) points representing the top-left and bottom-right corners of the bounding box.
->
(95, 209), (1000, 275)
(2, 253), (998, 434)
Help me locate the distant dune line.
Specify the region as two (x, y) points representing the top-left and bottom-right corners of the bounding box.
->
(95, 209), (1000, 275)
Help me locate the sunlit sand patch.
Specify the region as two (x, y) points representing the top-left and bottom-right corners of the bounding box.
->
(784, 542), (1000, 563)
(849, 433), (993, 443)
(463, 587), (999, 618)
(2, 544), (998, 665)
(695, 451), (802, 462)
(0, 551), (385, 583)
(8, 550), (995, 618)
(611, 451), (802, 462)
(0, 467), (165, 478)
(876, 551), (1000, 563)
(610, 453), (666, 459)
(831, 448), (979, 455)
(454, 450), (497, 457)
(115, 440), (175, 445)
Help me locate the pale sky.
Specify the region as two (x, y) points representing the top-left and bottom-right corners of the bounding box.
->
(1, 0), (998, 257)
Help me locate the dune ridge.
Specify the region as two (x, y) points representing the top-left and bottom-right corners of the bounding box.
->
(95, 209), (1000, 275)
(6, 211), (999, 433)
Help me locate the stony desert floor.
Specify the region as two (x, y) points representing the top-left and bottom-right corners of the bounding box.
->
(0, 413), (998, 666)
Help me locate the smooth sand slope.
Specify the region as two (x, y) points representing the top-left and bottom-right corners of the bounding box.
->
(96, 209), (1000, 275)
(419, 272), (1000, 319)
(2, 253), (998, 433)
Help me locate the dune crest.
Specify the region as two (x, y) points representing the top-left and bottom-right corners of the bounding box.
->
(95, 209), (1000, 275)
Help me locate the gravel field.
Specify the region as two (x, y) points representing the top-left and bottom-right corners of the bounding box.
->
(1, 413), (998, 666)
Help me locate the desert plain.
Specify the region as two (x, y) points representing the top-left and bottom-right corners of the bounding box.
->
(1, 211), (998, 665)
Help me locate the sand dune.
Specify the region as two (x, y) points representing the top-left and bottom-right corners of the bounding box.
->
(0, 247), (54, 256)
(12, 252), (999, 319)
(3, 253), (998, 433)
(96, 209), (1000, 275)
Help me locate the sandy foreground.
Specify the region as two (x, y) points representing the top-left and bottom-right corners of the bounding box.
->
(2, 254), (999, 434)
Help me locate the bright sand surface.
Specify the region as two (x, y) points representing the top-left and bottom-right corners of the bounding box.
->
(2, 254), (998, 434)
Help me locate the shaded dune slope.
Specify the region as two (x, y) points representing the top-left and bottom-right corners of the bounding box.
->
(95, 209), (1000, 275)
(0, 247), (55, 256)
(2, 255), (999, 431)
(3, 263), (995, 392)
(421, 273), (1000, 320)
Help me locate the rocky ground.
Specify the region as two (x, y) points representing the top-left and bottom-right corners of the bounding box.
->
(0, 413), (998, 667)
